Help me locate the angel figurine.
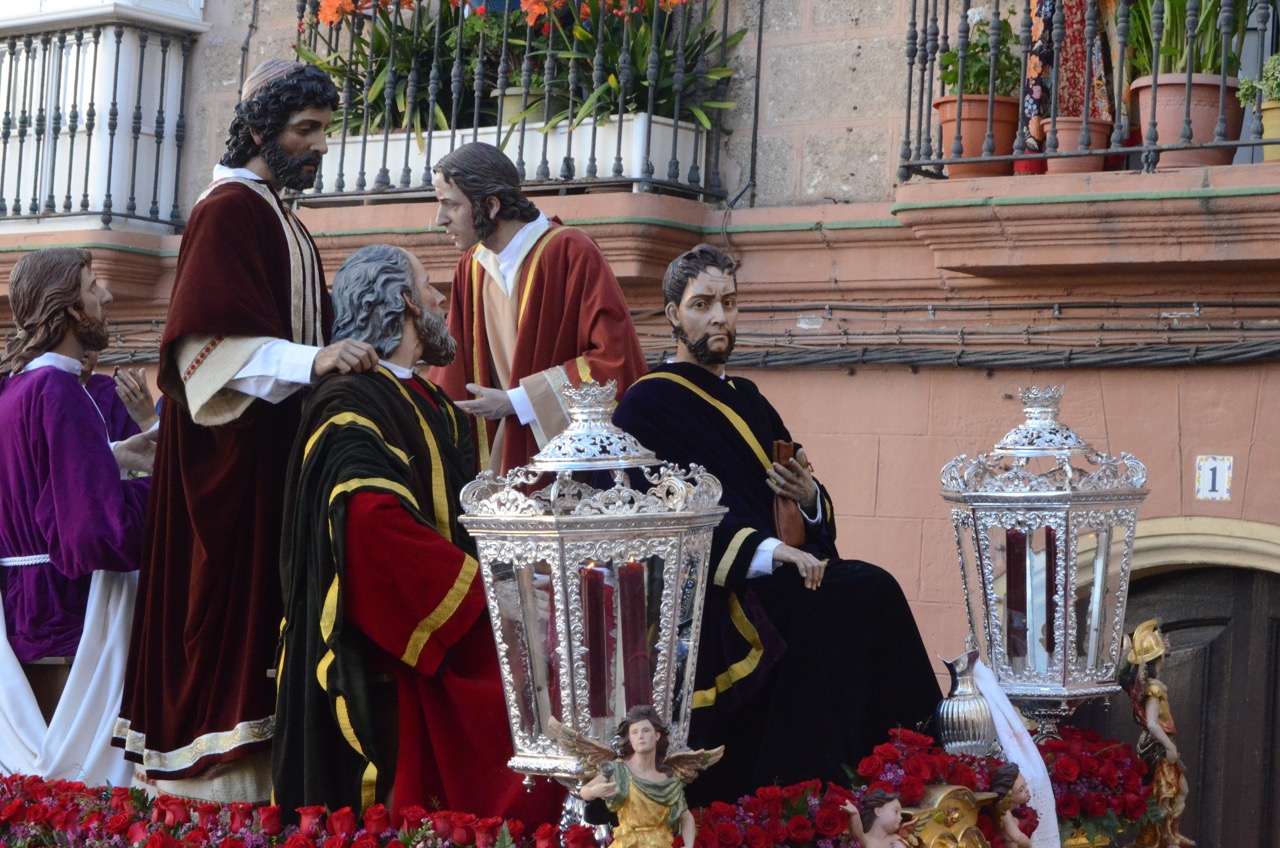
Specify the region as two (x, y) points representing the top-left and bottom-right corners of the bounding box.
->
(988, 763), (1033, 848)
(551, 706), (723, 848)
(839, 789), (910, 848)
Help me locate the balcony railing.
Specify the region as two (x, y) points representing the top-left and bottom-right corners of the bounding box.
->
(291, 0), (743, 204)
(0, 21), (194, 230)
(898, 0), (1277, 179)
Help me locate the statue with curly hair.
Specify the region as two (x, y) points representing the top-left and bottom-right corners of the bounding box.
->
(114, 58), (380, 804)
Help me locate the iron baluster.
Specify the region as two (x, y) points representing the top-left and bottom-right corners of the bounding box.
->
(922, 0), (941, 162)
(640, 0), (661, 188)
(515, 20), (533, 182)
(1046, 0), (1064, 155)
(449, 4), (465, 147)
(708, 0), (729, 190)
(125, 28), (148, 217)
(150, 32), (171, 220)
(376, 0), (399, 190)
(30, 33), (51, 216)
(1142, 0), (1165, 171)
(63, 29), (84, 212)
(1214, 0), (1234, 143)
(587, 1), (606, 180)
(687, 0), (711, 187)
(1111, 0), (1130, 147)
(471, 18), (485, 144)
(1012, 0), (1033, 157)
(1080, 0), (1099, 154)
(537, 45), (554, 180)
(423, 0), (444, 187)
(15, 35), (34, 216)
(80, 26), (101, 213)
(170, 35), (192, 223)
(494, 3), (511, 134)
(613, 17), (632, 178)
(45, 32), (66, 214)
(912, 0), (928, 164)
(336, 16), (358, 192)
(950, 0), (971, 162)
(357, 13), (375, 192)
(0, 37), (16, 216)
(401, 0), (423, 188)
(667, 2), (690, 182)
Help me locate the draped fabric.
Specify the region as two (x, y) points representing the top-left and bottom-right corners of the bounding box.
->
(429, 221), (647, 474)
(273, 368), (561, 824)
(604, 760), (688, 848)
(83, 373), (141, 442)
(115, 180), (333, 780)
(613, 363), (942, 804)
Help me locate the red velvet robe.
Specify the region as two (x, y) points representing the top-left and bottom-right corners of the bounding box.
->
(115, 181), (333, 778)
(429, 221), (647, 473)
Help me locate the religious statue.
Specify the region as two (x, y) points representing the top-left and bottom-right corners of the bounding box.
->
(551, 706), (723, 848)
(988, 763), (1033, 848)
(840, 789), (912, 848)
(1123, 619), (1195, 848)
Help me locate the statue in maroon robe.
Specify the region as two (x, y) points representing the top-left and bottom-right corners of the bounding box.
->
(113, 61), (378, 802)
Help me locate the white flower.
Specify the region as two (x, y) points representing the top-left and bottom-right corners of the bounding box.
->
(967, 6), (989, 26)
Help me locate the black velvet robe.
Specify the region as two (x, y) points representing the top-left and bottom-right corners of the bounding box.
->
(613, 362), (942, 804)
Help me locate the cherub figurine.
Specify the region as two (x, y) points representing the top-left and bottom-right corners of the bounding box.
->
(552, 706), (723, 848)
(1123, 619), (1194, 848)
(840, 789), (910, 848)
(988, 763), (1033, 848)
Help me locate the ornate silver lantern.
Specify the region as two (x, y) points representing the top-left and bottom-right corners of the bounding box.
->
(940, 386), (1148, 736)
(459, 381), (726, 795)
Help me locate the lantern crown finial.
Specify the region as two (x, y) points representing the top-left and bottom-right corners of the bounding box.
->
(529, 379), (659, 472)
(992, 385), (1090, 459)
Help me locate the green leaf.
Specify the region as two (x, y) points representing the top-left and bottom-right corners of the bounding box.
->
(688, 104), (712, 129)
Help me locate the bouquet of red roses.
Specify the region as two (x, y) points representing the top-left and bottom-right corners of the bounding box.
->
(1037, 725), (1161, 843)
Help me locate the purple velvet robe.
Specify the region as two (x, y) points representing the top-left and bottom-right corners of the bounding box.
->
(0, 364), (150, 661)
(83, 372), (142, 442)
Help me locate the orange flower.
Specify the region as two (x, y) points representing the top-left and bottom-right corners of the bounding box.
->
(522, 0), (549, 25)
(317, 0), (357, 27)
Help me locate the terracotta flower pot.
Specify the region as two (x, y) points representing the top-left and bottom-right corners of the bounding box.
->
(1046, 117), (1114, 173)
(933, 94), (1020, 178)
(1130, 73), (1243, 168)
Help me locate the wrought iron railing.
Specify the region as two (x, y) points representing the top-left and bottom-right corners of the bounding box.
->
(898, 0), (1277, 179)
(291, 0), (743, 203)
(0, 22), (194, 229)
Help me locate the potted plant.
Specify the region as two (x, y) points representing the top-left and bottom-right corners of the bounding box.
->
(934, 6), (1023, 177)
(1236, 51), (1280, 160)
(1127, 0), (1252, 166)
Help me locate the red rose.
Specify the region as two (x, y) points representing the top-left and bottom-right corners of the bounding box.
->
(181, 828), (211, 847)
(506, 820), (526, 843)
(1123, 793), (1147, 821)
(755, 786), (783, 818)
(708, 801), (737, 822)
(25, 803), (51, 826)
(353, 837), (380, 848)
(872, 743), (901, 763)
(889, 728), (936, 749)
(714, 821), (743, 848)
(450, 812), (477, 845)
(1082, 794), (1107, 818)
(258, 806), (284, 837)
(764, 820), (788, 846)
(429, 813), (454, 838)
(285, 836), (317, 848)
(218, 839), (247, 848)
(145, 833), (180, 848)
(0, 798), (25, 823)
(105, 812), (132, 836)
(564, 823), (597, 848)
(400, 805), (429, 831)
(196, 802), (222, 830)
(322, 836), (348, 848)
(785, 816), (814, 844)
(813, 806), (847, 838)
(362, 803), (391, 836)
(1097, 762), (1120, 789)
(328, 807), (358, 839)
(949, 762), (979, 790)
(976, 813), (996, 840)
(855, 755), (884, 780)
(1056, 793), (1081, 820)
(156, 796), (191, 828)
(694, 827), (717, 848)
(1052, 756), (1081, 783)
(475, 816), (505, 848)
(1078, 756), (1100, 779)
(739, 797), (766, 818)
(534, 822), (559, 848)
(384, 841), (405, 848)
(743, 825), (770, 848)
(127, 820), (151, 845)
(867, 780), (895, 796)
(902, 754), (932, 781)
(898, 776), (926, 806)
(297, 806), (328, 838)
(110, 786), (133, 813)
(227, 803), (254, 834)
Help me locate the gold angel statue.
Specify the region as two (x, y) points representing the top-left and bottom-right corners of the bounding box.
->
(550, 706), (724, 848)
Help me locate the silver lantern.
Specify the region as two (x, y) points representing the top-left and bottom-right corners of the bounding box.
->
(940, 386), (1148, 736)
(458, 381), (726, 801)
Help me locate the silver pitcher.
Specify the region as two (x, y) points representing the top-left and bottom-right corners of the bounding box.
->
(935, 648), (1000, 757)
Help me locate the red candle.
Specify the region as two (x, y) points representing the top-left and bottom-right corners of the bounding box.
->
(618, 558), (651, 708)
(1005, 529), (1027, 658)
(580, 562), (609, 716)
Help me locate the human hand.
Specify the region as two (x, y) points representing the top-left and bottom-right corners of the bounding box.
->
(112, 429), (158, 475)
(113, 367), (158, 429)
(767, 447), (818, 511)
(456, 383), (515, 420)
(312, 339), (379, 378)
(772, 544), (827, 590)
(579, 780), (618, 802)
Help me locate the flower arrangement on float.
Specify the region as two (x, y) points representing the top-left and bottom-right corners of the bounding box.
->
(1040, 726), (1161, 845)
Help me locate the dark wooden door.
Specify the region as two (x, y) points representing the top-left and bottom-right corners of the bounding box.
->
(1073, 567), (1280, 847)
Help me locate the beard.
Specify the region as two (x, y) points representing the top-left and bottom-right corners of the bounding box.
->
(74, 313), (110, 352)
(672, 324), (734, 366)
(260, 137), (322, 191)
(416, 307), (457, 367)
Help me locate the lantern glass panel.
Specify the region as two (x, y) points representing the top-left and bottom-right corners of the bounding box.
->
(1070, 522), (1127, 676)
(988, 523), (1059, 676)
(490, 560), (562, 737)
(952, 512), (986, 657)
